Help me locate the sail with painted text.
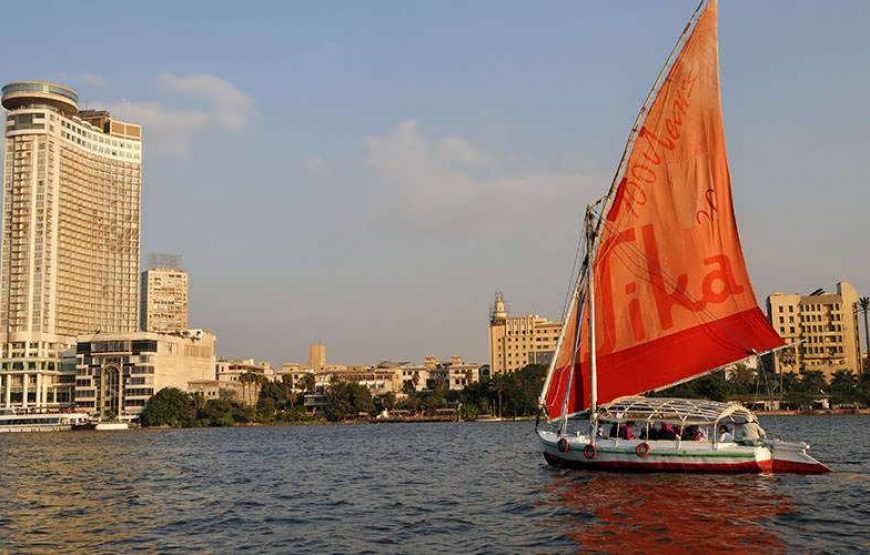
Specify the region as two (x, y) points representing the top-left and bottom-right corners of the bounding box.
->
(541, 0), (783, 419)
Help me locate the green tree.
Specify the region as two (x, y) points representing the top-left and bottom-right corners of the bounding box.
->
(196, 396), (255, 426)
(300, 373), (316, 394)
(796, 370), (826, 394)
(728, 363), (756, 394)
(140, 387), (196, 427)
(258, 379), (296, 414)
(402, 380), (417, 396)
(829, 370), (858, 404)
(323, 380), (374, 421)
(238, 371), (266, 406)
(376, 392), (397, 411)
(460, 380), (493, 415)
(420, 388), (446, 412)
(257, 397), (277, 421)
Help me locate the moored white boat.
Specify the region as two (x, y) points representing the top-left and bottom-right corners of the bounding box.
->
(0, 409), (91, 433)
(535, 0), (831, 475)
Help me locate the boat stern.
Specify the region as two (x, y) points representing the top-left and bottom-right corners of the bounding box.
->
(769, 441), (832, 474)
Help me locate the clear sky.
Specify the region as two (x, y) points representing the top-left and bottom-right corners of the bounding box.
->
(2, 1), (869, 366)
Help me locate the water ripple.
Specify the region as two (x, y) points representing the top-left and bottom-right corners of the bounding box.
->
(0, 417), (866, 552)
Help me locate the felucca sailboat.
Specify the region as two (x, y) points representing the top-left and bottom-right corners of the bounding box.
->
(536, 0), (830, 474)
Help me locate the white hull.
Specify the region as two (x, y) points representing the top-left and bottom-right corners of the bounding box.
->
(538, 430), (831, 474)
(0, 424), (75, 433)
(95, 422), (130, 431)
(0, 411), (91, 433)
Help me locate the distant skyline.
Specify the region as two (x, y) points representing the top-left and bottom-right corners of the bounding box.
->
(1, 1), (869, 365)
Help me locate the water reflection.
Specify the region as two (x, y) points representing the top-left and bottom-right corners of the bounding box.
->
(544, 471), (793, 553)
(2, 433), (158, 551)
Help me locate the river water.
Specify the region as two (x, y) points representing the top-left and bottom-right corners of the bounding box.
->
(0, 415), (867, 553)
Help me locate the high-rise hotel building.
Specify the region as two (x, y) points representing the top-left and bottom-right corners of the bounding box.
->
(0, 81), (141, 410)
(488, 292), (562, 374)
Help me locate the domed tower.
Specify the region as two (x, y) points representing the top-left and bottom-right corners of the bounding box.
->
(488, 292), (509, 375)
(491, 291), (507, 324)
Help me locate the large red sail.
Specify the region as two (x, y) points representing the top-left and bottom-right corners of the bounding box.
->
(543, 0), (782, 419)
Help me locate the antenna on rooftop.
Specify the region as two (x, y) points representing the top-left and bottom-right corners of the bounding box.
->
(148, 253), (183, 271)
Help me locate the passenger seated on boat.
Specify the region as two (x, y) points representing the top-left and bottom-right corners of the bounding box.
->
(608, 422), (635, 440)
(682, 425), (707, 441)
(736, 418), (766, 446)
(718, 424), (734, 443)
(658, 422), (677, 440)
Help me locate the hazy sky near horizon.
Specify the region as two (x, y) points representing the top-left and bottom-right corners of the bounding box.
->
(1, 1), (869, 365)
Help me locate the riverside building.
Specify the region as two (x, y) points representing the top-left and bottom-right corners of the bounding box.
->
(0, 81), (142, 411)
(766, 281), (862, 378)
(488, 292), (561, 374)
(73, 330), (215, 418)
(140, 258), (188, 333)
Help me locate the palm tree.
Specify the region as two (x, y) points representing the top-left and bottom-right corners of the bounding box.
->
(860, 297), (870, 370)
(239, 372), (265, 406)
(301, 373), (316, 395)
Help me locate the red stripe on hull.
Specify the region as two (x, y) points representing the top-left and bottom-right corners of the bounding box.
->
(544, 451), (768, 474)
(772, 458), (832, 475)
(545, 452), (831, 475)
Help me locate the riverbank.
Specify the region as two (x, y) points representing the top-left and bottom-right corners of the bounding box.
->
(757, 407), (870, 416)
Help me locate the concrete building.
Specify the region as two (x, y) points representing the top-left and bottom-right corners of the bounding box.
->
(0, 81), (141, 410)
(73, 330), (215, 418)
(141, 261), (188, 333)
(767, 281), (862, 378)
(488, 292), (562, 374)
(308, 343), (326, 370)
(214, 358), (275, 405)
(216, 358), (274, 383)
(400, 364), (430, 393)
(312, 367), (404, 397)
(427, 356), (481, 391)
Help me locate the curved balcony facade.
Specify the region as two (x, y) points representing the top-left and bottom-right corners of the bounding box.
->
(1, 81), (79, 115)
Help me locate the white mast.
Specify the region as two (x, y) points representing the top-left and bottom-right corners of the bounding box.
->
(586, 206), (598, 437)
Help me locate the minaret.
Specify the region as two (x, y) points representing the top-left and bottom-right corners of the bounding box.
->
(489, 292), (508, 374)
(491, 291), (507, 324)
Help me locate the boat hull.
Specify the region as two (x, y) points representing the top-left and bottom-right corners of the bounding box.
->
(94, 422), (130, 431)
(538, 431), (831, 475)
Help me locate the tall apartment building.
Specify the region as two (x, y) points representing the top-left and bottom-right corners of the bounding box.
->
(141, 265), (189, 332)
(0, 81), (141, 411)
(766, 281), (861, 379)
(488, 292), (562, 374)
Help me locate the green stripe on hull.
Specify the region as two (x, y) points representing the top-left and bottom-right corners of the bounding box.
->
(594, 448), (755, 459)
